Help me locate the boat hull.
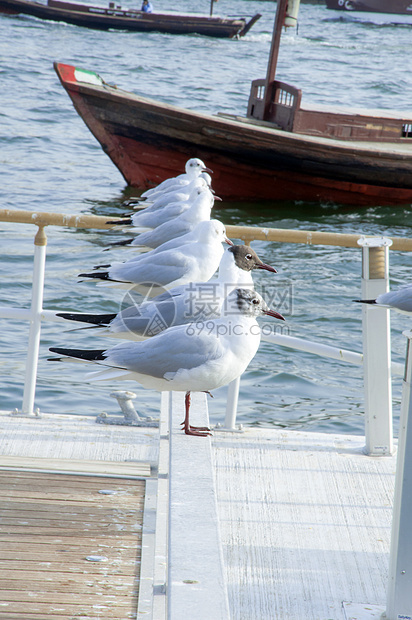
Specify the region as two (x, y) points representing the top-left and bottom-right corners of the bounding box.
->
(326, 0), (412, 14)
(0, 0), (260, 37)
(54, 63), (412, 207)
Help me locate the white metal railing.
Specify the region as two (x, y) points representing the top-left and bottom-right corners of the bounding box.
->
(1, 209), (412, 618)
(21, 225), (47, 415)
(222, 233), (402, 459)
(387, 329), (412, 620)
(0, 209), (408, 448)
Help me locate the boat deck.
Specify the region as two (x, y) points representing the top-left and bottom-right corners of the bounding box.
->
(0, 404), (395, 619)
(215, 112), (412, 154)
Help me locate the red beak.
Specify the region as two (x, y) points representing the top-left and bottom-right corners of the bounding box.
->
(264, 309), (285, 321)
(257, 262), (277, 273)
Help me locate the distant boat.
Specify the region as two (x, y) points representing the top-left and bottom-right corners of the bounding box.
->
(54, 0), (412, 206)
(326, 0), (412, 15)
(0, 0), (261, 37)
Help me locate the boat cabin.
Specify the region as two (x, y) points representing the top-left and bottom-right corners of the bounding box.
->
(247, 79), (412, 141)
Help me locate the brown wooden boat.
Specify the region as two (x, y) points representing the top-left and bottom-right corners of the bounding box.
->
(54, 0), (412, 206)
(0, 0), (261, 37)
(326, 0), (412, 15)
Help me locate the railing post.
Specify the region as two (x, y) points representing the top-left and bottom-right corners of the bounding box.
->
(21, 225), (47, 415)
(358, 236), (393, 456)
(219, 376), (242, 431)
(385, 329), (412, 619)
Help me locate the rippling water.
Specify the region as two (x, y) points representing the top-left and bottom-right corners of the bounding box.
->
(1, 1), (411, 434)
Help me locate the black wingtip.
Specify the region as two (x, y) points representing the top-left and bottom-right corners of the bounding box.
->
(48, 347), (106, 361)
(106, 238), (134, 248)
(107, 218), (133, 225)
(78, 271), (110, 280)
(56, 312), (117, 326)
(353, 299), (377, 304)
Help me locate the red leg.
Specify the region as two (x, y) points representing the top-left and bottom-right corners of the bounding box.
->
(181, 391), (211, 437)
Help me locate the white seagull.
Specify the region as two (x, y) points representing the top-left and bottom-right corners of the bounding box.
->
(354, 285), (412, 315)
(139, 158), (212, 201)
(131, 174), (213, 213)
(112, 185), (217, 251)
(79, 220), (232, 296)
(58, 245), (278, 340)
(124, 182), (214, 231)
(49, 288), (285, 437)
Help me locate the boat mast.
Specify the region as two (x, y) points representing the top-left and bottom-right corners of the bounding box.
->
(263, 0), (300, 120)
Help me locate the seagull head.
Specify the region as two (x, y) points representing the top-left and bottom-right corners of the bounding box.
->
(227, 245), (277, 273)
(225, 288), (285, 320)
(185, 157), (213, 177)
(195, 220), (233, 245)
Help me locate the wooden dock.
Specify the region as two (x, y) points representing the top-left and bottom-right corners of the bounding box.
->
(0, 471), (145, 619)
(0, 412), (158, 620)
(0, 401), (400, 619)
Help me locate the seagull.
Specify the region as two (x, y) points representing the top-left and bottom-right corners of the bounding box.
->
(131, 174), (213, 213)
(121, 182), (214, 231)
(79, 220), (232, 296)
(49, 288), (285, 437)
(57, 245), (278, 340)
(139, 158), (212, 202)
(354, 285), (412, 315)
(110, 185), (218, 251)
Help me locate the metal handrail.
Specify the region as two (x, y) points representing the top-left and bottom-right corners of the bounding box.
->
(0, 208), (405, 451)
(0, 209), (117, 230)
(226, 223), (412, 251)
(2, 208), (412, 250)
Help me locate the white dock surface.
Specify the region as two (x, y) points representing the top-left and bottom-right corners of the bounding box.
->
(0, 411), (159, 475)
(0, 410), (397, 619)
(213, 428), (396, 620)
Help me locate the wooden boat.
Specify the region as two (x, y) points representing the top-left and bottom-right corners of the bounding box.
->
(0, 0), (261, 38)
(326, 0), (412, 14)
(54, 0), (412, 206)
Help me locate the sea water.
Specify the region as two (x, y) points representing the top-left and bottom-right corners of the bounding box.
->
(0, 1), (411, 434)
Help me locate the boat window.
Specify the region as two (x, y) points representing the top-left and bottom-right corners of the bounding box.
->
(402, 123), (412, 138)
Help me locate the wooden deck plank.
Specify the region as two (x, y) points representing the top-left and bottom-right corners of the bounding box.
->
(0, 560), (139, 575)
(0, 615), (106, 620)
(0, 497), (144, 511)
(0, 549), (140, 562)
(0, 507), (144, 522)
(0, 472), (144, 619)
(0, 616), (116, 620)
(0, 534), (141, 546)
(0, 591), (135, 605)
(0, 577), (134, 592)
(0, 497), (143, 519)
(0, 616), (86, 620)
(0, 601), (136, 618)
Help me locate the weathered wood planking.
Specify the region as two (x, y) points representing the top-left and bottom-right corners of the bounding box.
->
(0, 471), (145, 619)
